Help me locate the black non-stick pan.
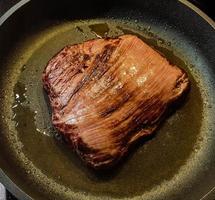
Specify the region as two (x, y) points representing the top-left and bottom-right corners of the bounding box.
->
(0, 0), (215, 199)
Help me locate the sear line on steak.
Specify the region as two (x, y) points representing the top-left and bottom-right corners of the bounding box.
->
(42, 34), (189, 169)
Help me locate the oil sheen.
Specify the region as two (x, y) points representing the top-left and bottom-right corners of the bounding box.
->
(6, 19), (203, 198)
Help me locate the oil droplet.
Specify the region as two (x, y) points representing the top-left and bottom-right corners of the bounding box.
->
(158, 38), (165, 45)
(198, 136), (203, 142)
(76, 26), (84, 33)
(14, 82), (27, 104)
(137, 76), (147, 86)
(194, 148), (198, 153)
(21, 64), (26, 72)
(15, 94), (19, 99)
(12, 113), (16, 119)
(89, 23), (109, 38)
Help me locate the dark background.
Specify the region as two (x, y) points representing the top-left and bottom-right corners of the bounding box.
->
(1, 0), (214, 199)
(190, 0), (215, 20)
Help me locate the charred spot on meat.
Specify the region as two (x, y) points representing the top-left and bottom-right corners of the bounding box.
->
(42, 35), (189, 169)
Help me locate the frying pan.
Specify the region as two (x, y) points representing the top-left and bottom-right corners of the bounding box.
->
(0, 0), (215, 199)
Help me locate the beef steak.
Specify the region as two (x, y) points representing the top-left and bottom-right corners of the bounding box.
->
(42, 35), (189, 169)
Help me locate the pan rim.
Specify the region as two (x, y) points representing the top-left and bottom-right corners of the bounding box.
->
(0, 0), (30, 26)
(179, 0), (215, 29)
(0, 0), (214, 200)
(0, 169), (32, 200)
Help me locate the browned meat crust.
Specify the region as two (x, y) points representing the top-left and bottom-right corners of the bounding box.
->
(42, 35), (189, 169)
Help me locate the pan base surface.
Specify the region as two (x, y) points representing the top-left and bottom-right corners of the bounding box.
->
(0, 18), (213, 200)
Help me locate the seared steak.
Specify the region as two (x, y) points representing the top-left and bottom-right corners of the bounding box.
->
(42, 35), (189, 169)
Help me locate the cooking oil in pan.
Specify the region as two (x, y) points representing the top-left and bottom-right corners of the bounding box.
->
(89, 23), (110, 37)
(5, 19), (204, 198)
